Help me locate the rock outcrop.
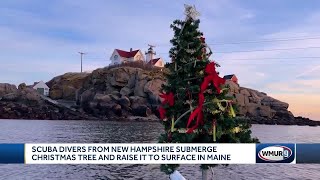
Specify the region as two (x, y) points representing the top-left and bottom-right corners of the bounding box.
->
(46, 72), (90, 100)
(0, 85), (96, 120)
(76, 66), (165, 119)
(1, 65), (319, 125)
(0, 83), (17, 97)
(42, 66), (319, 125)
(225, 80), (297, 125)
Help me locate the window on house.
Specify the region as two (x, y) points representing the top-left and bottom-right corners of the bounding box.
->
(136, 55), (141, 60)
(114, 55), (118, 61)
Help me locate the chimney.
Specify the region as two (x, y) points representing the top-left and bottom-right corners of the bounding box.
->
(130, 48), (132, 52)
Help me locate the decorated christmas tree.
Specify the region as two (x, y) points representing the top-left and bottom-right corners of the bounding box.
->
(158, 5), (259, 175)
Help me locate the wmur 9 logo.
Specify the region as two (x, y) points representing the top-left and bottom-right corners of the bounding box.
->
(256, 144), (295, 163)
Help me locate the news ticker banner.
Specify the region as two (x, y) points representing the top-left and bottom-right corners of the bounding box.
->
(0, 143), (319, 164)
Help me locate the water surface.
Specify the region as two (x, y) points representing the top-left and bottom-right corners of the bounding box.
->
(0, 120), (319, 180)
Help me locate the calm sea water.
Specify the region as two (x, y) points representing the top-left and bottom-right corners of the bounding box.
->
(0, 120), (319, 180)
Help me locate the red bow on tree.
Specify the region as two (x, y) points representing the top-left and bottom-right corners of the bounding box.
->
(160, 92), (175, 106)
(200, 62), (226, 93)
(186, 62), (225, 133)
(158, 92), (175, 120)
(158, 107), (167, 120)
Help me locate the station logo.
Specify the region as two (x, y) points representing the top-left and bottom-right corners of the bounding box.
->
(256, 144), (295, 163)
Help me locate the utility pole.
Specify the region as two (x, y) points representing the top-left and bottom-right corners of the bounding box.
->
(78, 52), (86, 73)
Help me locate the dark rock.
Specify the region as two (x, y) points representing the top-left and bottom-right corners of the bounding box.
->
(110, 68), (130, 87)
(119, 96), (131, 108)
(111, 91), (121, 97)
(99, 101), (116, 109)
(132, 105), (151, 117)
(261, 96), (289, 110)
(109, 94), (120, 101)
(134, 80), (148, 97)
(80, 88), (95, 105)
(120, 87), (133, 96)
(89, 101), (98, 109)
(94, 94), (112, 103)
(2, 93), (19, 101)
(105, 84), (117, 94)
(127, 74), (137, 89)
(18, 83), (27, 90)
(130, 96), (148, 109)
(113, 104), (122, 116)
(62, 86), (77, 100)
(0, 83), (17, 97)
(144, 79), (164, 96)
(258, 105), (275, 118)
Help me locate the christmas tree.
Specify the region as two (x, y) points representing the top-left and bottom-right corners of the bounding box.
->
(158, 5), (259, 175)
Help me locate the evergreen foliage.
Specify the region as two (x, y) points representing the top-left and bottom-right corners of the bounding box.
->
(158, 13), (259, 175)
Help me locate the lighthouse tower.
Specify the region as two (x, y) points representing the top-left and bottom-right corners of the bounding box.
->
(145, 44), (156, 62)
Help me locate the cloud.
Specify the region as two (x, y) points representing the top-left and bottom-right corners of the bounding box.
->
(1, 0), (320, 102)
(0, 0), (259, 84)
(265, 79), (320, 94)
(240, 12), (255, 20)
(296, 65), (320, 78)
(211, 9), (320, 90)
(256, 72), (266, 77)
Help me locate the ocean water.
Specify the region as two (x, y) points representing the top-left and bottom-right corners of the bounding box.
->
(0, 120), (319, 180)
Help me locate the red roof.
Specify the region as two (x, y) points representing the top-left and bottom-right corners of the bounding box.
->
(115, 49), (139, 58)
(148, 58), (160, 65)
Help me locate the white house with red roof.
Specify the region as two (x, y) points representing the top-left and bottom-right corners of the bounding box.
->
(110, 46), (165, 67)
(147, 57), (164, 67)
(110, 48), (145, 65)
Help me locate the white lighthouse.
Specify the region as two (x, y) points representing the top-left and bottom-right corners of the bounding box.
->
(145, 44), (156, 62)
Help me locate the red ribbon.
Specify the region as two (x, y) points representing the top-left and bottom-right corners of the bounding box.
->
(186, 105), (204, 133)
(158, 107), (166, 120)
(186, 62), (225, 133)
(160, 92), (175, 106)
(158, 92), (175, 120)
(201, 62), (226, 93)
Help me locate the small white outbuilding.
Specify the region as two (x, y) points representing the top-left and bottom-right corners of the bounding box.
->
(32, 81), (50, 96)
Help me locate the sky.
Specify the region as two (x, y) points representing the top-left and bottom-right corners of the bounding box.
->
(0, 0), (320, 120)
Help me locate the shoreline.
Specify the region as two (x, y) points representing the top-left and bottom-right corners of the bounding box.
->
(1, 117), (319, 127)
(1, 67), (318, 128)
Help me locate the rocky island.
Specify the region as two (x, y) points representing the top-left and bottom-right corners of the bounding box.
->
(0, 64), (318, 126)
